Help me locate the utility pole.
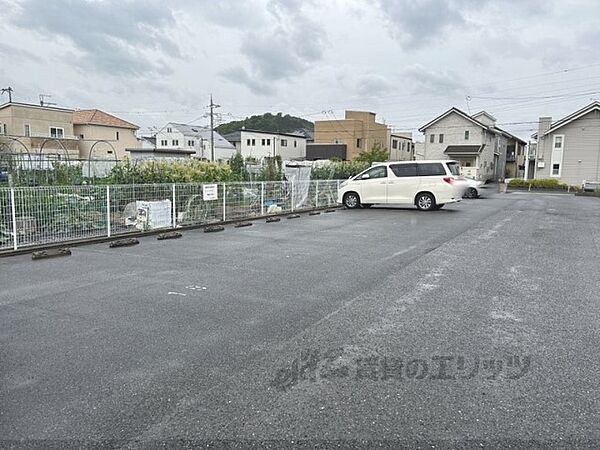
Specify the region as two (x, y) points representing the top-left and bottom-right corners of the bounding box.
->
(0, 87), (13, 103)
(209, 94), (220, 162)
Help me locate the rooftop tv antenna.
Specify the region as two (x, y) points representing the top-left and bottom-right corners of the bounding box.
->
(1, 86), (13, 102)
(39, 94), (56, 107)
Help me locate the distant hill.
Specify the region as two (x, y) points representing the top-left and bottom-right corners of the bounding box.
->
(216, 112), (314, 136)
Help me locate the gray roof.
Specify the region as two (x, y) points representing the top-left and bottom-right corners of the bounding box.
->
(444, 145), (485, 154)
(223, 131), (241, 143)
(169, 123), (235, 149)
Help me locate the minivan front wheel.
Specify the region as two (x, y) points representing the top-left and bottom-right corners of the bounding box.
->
(415, 192), (436, 211)
(343, 192), (361, 209)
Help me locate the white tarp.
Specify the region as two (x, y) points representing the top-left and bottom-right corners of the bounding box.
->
(133, 200), (172, 230)
(284, 162), (312, 209)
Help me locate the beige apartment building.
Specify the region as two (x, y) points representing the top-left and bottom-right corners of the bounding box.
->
(0, 102), (139, 161)
(73, 109), (139, 160)
(0, 102), (79, 158)
(314, 111), (390, 160)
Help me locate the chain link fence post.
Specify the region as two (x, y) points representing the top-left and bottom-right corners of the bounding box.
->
(315, 179), (319, 208)
(291, 180), (295, 212)
(10, 187), (17, 251)
(172, 183), (176, 228)
(222, 183), (226, 222)
(106, 185), (111, 238)
(261, 182), (265, 216)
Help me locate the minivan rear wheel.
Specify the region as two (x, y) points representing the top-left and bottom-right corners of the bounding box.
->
(415, 193), (436, 211)
(343, 192), (361, 209)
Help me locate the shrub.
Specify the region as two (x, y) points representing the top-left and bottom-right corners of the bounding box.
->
(105, 159), (235, 184)
(508, 178), (569, 190)
(354, 143), (389, 164)
(311, 161), (370, 180)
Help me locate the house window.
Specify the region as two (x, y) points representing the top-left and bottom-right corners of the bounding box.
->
(356, 138), (362, 148)
(251, 139), (256, 146)
(551, 135), (564, 177)
(167, 127), (172, 133)
(160, 139), (167, 146)
(24, 124), (31, 137)
(464, 130), (469, 140)
(188, 140), (195, 147)
(266, 138), (271, 146)
(247, 139), (251, 146)
(261, 139), (266, 146)
(281, 139), (287, 147)
(429, 134), (435, 143)
(554, 136), (563, 149)
(552, 164), (560, 175)
(172, 139), (179, 146)
(392, 139), (398, 149)
(116, 131), (120, 140)
(439, 134), (444, 144)
(50, 127), (64, 138)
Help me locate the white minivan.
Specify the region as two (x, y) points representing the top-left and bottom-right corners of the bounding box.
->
(337, 160), (468, 211)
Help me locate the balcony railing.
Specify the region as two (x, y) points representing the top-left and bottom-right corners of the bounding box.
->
(29, 133), (79, 140)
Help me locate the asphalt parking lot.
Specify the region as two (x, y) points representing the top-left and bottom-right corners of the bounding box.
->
(2, 189), (600, 448)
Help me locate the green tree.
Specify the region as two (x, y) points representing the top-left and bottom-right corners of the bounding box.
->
(229, 152), (247, 181)
(216, 112), (314, 136)
(354, 143), (389, 164)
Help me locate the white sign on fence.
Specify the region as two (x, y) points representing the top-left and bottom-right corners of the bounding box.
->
(203, 184), (218, 201)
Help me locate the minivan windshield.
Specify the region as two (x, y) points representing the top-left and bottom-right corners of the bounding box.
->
(446, 161), (461, 176)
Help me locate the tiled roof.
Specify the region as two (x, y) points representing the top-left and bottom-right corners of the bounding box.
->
(168, 123), (235, 149)
(73, 109), (139, 130)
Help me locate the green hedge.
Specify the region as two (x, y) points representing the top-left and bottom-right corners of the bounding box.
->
(508, 178), (570, 190)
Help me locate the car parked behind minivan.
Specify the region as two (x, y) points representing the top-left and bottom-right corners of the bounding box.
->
(337, 160), (468, 211)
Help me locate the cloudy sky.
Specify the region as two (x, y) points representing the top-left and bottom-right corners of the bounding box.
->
(1, 0), (599, 140)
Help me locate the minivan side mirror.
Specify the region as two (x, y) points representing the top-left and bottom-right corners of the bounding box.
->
(361, 173), (370, 179)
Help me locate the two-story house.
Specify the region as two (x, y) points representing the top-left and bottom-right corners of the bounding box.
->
(389, 132), (414, 161)
(532, 101), (600, 186)
(154, 122), (236, 161)
(498, 126), (528, 179)
(223, 129), (307, 161)
(0, 101), (79, 159)
(418, 108), (511, 181)
(73, 109), (139, 160)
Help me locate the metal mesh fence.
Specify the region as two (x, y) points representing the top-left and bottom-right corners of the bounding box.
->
(7, 186), (108, 249)
(0, 189), (14, 251)
(0, 180), (341, 251)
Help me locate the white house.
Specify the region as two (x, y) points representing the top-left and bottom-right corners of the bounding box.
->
(223, 129), (307, 160)
(389, 132), (414, 161)
(418, 108), (510, 181)
(532, 101), (600, 186)
(154, 122), (236, 161)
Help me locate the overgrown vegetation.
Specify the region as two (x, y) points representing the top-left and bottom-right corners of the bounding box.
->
(508, 178), (572, 190)
(216, 112), (313, 136)
(106, 160), (235, 184)
(310, 161), (370, 180)
(354, 143), (389, 164)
